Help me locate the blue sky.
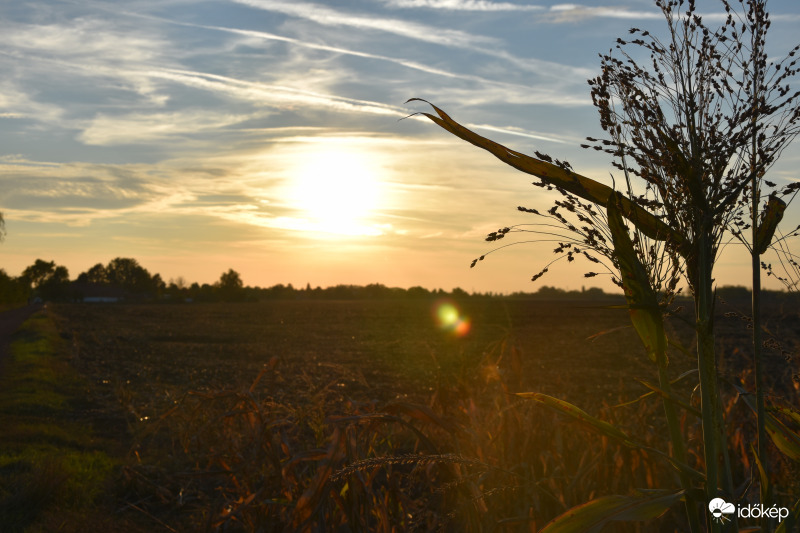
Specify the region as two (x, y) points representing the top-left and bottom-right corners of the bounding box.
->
(1, 0), (799, 292)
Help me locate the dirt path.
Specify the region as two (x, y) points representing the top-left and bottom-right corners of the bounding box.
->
(0, 303), (43, 377)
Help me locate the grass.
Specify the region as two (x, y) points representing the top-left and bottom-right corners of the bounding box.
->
(0, 310), (147, 533)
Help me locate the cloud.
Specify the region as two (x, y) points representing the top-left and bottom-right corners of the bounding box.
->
(231, 0), (593, 79)
(147, 67), (406, 116)
(78, 110), (257, 146)
(231, 0), (497, 49)
(0, 17), (173, 119)
(541, 4), (800, 23)
(158, 19), (505, 85)
(0, 159), (167, 226)
(543, 4), (664, 22)
(0, 18), (165, 63)
(382, 0), (545, 11)
(469, 123), (573, 144)
(138, 17), (590, 108)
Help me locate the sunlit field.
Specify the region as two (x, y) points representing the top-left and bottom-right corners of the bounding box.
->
(35, 295), (800, 531)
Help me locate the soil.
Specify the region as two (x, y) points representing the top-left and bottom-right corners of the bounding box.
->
(49, 297), (800, 418)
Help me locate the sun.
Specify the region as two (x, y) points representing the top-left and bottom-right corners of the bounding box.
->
(288, 147), (383, 236)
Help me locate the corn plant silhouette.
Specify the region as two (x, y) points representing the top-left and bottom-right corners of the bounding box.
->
(410, 0), (800, 530)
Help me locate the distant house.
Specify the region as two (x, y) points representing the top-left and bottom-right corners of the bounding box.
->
(71, 282), (126, 303)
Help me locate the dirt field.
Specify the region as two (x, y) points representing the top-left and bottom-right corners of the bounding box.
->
(51, 297), (799, 420)
(27, 297), (798, 531)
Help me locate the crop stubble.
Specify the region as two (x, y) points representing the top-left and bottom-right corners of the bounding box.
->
(52, 297), (798, 421)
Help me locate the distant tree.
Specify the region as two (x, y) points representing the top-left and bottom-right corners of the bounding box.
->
(152, 273), (166, 297)
(219, 269), (243, 290)
(21, 259), (70, 301)
(218, 269), (244, 301)
(21, 259), (58, 289)
(0, 269), (28, 305)
(263, 283), (295, 299)
(80, 263), (108, 284)
(406, 286), (430, 299)
(450, 287), (469, 298)
(536, 286), (566, 298)
(105, 257), (153, 293)
(39, 265), (70, 301)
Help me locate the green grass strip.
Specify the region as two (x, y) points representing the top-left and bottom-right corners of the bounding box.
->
(0, 311), (117, 533)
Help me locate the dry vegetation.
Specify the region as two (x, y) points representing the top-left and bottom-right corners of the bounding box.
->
(42, 296), (800, 531)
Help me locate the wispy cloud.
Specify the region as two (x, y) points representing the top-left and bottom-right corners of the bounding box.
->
(382, 0), (545, 11)
(542, 4), (800, 23)
(230, 0), (593, 79)
(148, 68), (405, 115)
(543, 4), (664, 22)
(231, 0), (497, 48)
(78, 110), (257, 146)
(125, 14), (588, 108)
(151, 18), (516, 87)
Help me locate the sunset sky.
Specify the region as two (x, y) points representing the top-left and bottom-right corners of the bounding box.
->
(2, 0), (799, 293)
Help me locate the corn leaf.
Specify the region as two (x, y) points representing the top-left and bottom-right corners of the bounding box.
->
(540, 490), (685, 533)
(516, 392), (634, 445)
(607, 193), (667, 365)
(290, 427), (346, 529)
(765, 414), (800, 462)
(518, 391), (704, 482)
(634, 379), (700, 417)
(773, 404), (800, 426)
(756, 194), (787, 255)
(407, 98), (683, 246)
(751, 443), (771, 516)
(735, 385), (800, 462)
(775, 498), (800, 533)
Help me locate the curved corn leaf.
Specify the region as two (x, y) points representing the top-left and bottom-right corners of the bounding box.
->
(634, 379), (700, 417)
(775, 498), (800, 533)
(517, 392), (704, 482)
(540, 490), (685, 533)
(751, 443), (771, 516)
(607, 193), (667, 365)
(765, 415), (800, 462)
(407, 98), (683, 246)
(773, 404), (800, 426)
(735, 384), (800, 462)
(613, 370), (697, 409)
(516, 392), (634, 445)
(755, 194), (787, 255)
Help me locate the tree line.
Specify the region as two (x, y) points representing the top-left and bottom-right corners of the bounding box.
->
(1, 256), (793, 307)
(0, 256), (622, 305)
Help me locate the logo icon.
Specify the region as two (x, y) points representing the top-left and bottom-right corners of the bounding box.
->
(709, 498), (736, 524)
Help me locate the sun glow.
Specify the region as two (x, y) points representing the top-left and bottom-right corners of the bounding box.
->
(288, 146), (384, 236)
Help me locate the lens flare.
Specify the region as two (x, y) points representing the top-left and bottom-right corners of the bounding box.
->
(433, 300), (470, 336)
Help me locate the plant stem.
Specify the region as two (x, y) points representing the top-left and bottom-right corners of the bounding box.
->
(695, 226), (723, 532)
(657, 361), (701, 532)
(752, 170), (772, 525)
